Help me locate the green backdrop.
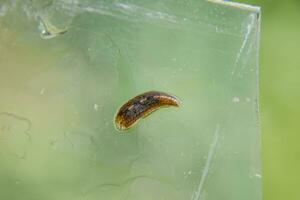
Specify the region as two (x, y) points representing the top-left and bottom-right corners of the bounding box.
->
(238, 0), (300, 199)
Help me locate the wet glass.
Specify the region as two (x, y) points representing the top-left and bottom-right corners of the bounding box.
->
(0, 0), (261, 200)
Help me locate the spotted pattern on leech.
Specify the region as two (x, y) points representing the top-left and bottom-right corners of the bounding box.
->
(114, 91), (181, 131)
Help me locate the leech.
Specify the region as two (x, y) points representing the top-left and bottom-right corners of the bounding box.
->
(114, 91), (181, 131)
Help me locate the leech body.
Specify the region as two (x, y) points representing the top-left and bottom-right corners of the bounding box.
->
(114, 91), (181, 131)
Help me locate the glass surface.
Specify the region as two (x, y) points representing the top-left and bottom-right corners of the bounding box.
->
(0, 0), (261, 199)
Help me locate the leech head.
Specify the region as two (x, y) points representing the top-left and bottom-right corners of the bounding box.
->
(114, 91), (181, 131)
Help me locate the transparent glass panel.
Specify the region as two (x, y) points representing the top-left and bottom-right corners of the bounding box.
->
(0, 0), (261, 200)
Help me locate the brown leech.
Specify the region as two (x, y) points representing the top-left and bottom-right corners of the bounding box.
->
(114, 91), (181, 131)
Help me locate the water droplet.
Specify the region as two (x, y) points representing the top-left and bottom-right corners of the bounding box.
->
(94, 104), (99, 111)
(254, 173), (262, 179)
(232, 96), (240, 103)
(40, 88), (45, 95)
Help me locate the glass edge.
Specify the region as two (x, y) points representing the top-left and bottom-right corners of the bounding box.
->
(207, 0), (261, 13)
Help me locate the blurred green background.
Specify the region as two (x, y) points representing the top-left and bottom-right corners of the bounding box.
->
(237, 0), (300, 200)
